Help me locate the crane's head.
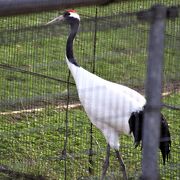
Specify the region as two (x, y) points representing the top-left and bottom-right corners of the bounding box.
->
(46, 9), (80, 26)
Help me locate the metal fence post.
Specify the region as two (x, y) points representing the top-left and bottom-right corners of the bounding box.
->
(88, 7), (98, 175)
(141, 5), (167, 180)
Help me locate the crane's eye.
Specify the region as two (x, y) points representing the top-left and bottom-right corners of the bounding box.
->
(63, 11), (70, 17)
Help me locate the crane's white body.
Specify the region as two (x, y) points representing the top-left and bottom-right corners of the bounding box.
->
(47, 11), (170, 175)
(66, 57), (146, 149)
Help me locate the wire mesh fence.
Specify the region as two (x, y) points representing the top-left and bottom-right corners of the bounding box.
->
(0, 0), (179, 179)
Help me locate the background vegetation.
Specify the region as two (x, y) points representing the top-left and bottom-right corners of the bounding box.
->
(0, 0), (179, 179)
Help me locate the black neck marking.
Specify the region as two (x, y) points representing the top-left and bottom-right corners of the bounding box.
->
(66, 19), (80, 67)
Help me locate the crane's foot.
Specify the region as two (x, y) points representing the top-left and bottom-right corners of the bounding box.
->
(115, 149), (128, 180)
(101, 144), (110, 180)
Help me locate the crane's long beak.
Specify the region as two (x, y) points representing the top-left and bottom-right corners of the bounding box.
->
(46, 15), (64, 25)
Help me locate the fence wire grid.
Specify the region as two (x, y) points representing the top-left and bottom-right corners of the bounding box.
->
(0, 0), (180, 180)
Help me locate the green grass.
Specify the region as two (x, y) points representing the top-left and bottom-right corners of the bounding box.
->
(0, 0), (180, 109)
(0, 0), (180, 179)
(0, 93), (179, 179)
(0, 22), (179, 111)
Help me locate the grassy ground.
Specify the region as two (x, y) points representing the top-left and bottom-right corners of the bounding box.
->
(0, 0), (180, 179)
(0, 93), (179, 179)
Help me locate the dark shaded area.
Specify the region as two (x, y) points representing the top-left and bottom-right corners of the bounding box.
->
(0, 165), (47, 180)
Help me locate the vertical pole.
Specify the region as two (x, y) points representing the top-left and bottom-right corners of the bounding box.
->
(89, 7), (98, 175)
(141, 5), (167, 180)
(63, 71), (71, 180)
(92, 7), (98, 74)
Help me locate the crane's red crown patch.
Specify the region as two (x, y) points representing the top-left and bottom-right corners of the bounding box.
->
(67, 9), (77, 13)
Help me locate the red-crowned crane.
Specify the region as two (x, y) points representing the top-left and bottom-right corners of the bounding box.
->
(47, 10), (171, 180)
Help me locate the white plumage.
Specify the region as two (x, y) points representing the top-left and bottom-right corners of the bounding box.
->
(66, 56), (146, 149)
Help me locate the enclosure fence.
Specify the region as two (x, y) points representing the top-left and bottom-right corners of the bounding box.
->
(0, 0), (180, 180)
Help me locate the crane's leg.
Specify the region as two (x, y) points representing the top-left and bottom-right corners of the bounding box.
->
(115, 149), (128, 180)
(101, 144), (110, 180)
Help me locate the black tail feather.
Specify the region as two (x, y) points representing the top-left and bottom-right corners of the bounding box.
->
(129, 110), (171, 165)
(159, 114), (171, 165)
